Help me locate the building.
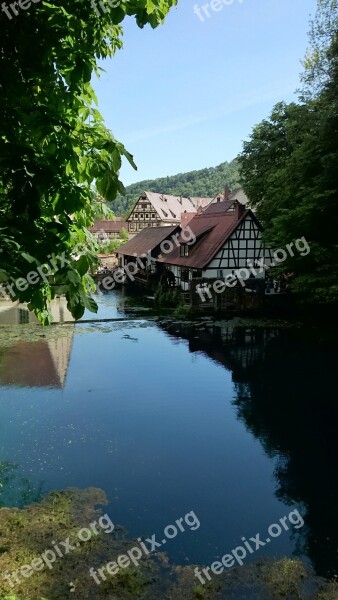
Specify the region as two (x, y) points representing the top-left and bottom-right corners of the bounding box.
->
(89, 218), (128, 243)
(157, 199), (273, 290)
(126, 191), (224, 236)
(126, 192), (195, 235)
(0, 305), (74, 389)
(125, 188), (250, 237)
(118, 226), (180, 274)
(209, 186), (250, 208)
(0, 297), (74, 325)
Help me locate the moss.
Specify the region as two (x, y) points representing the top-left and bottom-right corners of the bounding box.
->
(263, 558), (307, 597)
(193, 584), (206, 598)
(316, 581), (338, 599)
(100, 563), (155, 597)
(0, 324), (73, 349)
(0, 497), (336, 600)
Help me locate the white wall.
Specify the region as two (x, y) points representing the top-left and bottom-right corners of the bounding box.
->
(203, 215), (273, 279)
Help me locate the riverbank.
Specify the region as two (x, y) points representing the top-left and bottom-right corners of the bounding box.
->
(0, 487), (337, 600)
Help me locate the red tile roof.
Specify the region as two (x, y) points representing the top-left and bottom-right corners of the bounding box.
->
(203, 199), (237, 215)
(118, 226), (179, 257)
(159, 208), (259, 269)
(90, 220), (128, 233)
(181, 212), (197, 228)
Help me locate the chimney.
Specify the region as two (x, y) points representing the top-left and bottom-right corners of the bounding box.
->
(234, 200), (246, 220)
(224, 186), (231, 201)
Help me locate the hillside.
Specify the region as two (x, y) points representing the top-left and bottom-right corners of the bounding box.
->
(110, 159), (241, 216)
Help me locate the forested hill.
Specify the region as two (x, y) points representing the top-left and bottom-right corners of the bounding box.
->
(111, 159), (241, 216)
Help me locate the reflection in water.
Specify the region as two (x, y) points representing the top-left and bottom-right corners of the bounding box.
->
(0, 297), (74, 325)
(232, 334), (338, 579)
(159, 319), (338, 578)
(0, 299), (74, 389)
(0, 293), (337, 578)
(0, 332), (74, 389)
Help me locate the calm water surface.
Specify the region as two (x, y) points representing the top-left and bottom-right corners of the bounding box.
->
(0, 290), (338, 577)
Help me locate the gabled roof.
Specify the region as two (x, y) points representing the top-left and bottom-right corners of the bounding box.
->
(118, 226), (179, 257)
(128, 192), (196, 223)
(159, 208), (260, 269)
(203, 199), (237, 215)
(90, 219), (128, 233)
(190, 197), (215, 209)
(229, 187), (250, 205)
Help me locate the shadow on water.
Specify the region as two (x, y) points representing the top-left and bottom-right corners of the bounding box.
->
(158, 318), (338, 579)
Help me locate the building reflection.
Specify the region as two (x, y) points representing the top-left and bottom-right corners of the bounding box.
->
(0, 297), (74, 325)
(0, 298), (74, 389)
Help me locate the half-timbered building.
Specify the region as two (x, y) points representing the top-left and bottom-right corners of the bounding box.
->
(89, 218), (128, 242)
(158, 199), (273, 290)
(126, 191), (215, 236)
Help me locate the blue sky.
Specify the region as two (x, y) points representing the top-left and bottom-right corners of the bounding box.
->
(92, 0), (318, 185)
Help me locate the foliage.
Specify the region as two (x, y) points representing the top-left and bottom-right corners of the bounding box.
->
(263, 558), (307, 598)
(110, 159), (241, 216)
(154, 286), (183, 307)
(97, 237), (127, 254)
(300, 0), (338, 98)
(0, 0), (177, 323)
(239, 0), (338, 303)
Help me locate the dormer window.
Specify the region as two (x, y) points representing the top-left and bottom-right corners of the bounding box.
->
(180, 244), (189, 257)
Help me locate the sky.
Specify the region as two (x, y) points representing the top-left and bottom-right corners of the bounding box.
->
(92, 0), (318, 186)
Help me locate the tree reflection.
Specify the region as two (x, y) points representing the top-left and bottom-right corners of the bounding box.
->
(160, 319), (338, 578)
(232, 332), (338, 578)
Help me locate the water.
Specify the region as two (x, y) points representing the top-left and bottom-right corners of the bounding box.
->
(0, 290), (337, 578)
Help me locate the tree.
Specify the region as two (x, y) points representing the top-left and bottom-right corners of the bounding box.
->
(301, 0), (338, 98)
(110, 159), (241, 216)
(0, 0), (177, 323)
(239, 0), (338, 303)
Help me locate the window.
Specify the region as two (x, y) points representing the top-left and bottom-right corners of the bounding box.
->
(134, 214), (138, 219)
(145, 213), (149, 219)
(129, 223), (136, 231)
(180, 245), (189, 257)
(181, 269), (190, 282)
(19, 308), (29, 324)
(192, 269), (202, 278)
(151, 213), (156, 219)
(139, 213), (144, 219)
